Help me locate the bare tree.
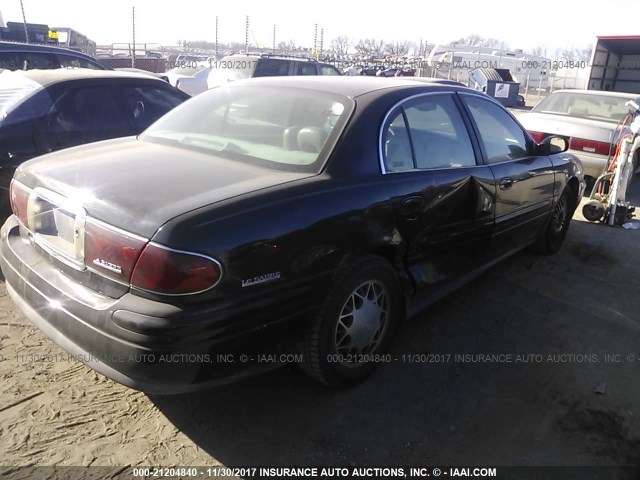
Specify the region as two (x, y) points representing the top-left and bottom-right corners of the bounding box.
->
(277, 39), (297, 53)
(554, 45), (592, 63)
(330, 36), (351, 57)
(466, 34), (483, 47)
(229, 41), (246, 53)
(484, 38), (509, 50)
(578, 44), (593, 62)
(355, 38), (385, 56)
(529, 46), (546, 57)
(384, 41), (414, 56)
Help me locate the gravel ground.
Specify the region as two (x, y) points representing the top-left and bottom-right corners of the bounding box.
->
(0, 183), (639, 470)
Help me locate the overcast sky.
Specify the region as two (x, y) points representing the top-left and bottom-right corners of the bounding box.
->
(1, 0), (638, 53)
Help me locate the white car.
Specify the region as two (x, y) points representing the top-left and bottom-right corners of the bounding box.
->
(519, 90), (640, 181)
(176, 67), (213, 96)
(164, 63), (209, 88)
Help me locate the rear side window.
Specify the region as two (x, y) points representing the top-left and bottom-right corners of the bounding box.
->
(462, 95), (529, 164)
(382, 94), (476, 172)
(296, 63), (317, 75)
(403, 95), (476, 169)
(254, 59), (291, 77)
(382, 113), (414, 172)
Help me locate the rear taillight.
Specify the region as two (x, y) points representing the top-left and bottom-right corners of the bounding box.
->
(569, 137), (612, 156)
(528, 131), (545, 143)
(84, 221), (147, 283)
(131, 243), (221, 295)
(9, 179), (29, 226)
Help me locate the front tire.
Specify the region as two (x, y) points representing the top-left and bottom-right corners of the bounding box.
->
(300, 257), (402, 387)
(532, 187), (574, 254)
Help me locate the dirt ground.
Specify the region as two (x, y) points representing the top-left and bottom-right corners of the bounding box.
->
(0, 182), (639, 471)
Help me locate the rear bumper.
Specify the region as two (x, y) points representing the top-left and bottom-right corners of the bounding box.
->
(569, 150), (607, 180)
(0, 216), (318, 394)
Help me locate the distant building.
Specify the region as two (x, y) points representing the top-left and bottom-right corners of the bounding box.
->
(1, 21), (55, 44)
(0, 21), (96, 57)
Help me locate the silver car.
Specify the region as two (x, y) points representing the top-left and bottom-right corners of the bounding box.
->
(519, 90), (640, 181)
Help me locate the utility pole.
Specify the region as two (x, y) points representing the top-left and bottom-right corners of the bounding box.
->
(272, 24), (276, 53)
(131, 6), (136, 68)
(313, 24), (317, 57)
(245, 16), (249, 53)
(319, 28), (323, 59)
(19, 0), (29, 43)
(215, 16), (219, 58)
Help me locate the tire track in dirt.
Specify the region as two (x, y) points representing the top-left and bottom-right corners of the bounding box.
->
(0, 284), (215, 466)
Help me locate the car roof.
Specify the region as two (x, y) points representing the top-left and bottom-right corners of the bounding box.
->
(0, 68), (168, 87)
(0, 41), (97, 60)
(551, 89), (638, 99)
(233, 75), (475, 98)
(223, 54), (319, 63)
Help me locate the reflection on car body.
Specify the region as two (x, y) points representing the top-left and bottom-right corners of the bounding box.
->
(0, 68), (189, 214)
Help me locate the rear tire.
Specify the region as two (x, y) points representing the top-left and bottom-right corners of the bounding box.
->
(299, 257), (402, 387)
(532, 187), (574, 254)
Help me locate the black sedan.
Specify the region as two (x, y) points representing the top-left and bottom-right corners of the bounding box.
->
(0, 69), (190, 214)
(1, 77), (585, 393)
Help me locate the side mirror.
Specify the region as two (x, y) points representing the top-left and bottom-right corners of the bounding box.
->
(538, 135), (569, 155)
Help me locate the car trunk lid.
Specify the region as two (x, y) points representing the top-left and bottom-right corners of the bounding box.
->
(15, 136), (311, 238)
(12, 136), (312, 296)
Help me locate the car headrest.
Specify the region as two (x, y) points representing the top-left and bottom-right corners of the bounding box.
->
(568, 106), (589, 117)
(283, 126), (301, 150)
(297, 127), (328, 154)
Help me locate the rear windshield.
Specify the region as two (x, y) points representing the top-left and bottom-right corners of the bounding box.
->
(532, 92), (634, 123)
(166, 64), (207, 76)
(140, 84), (352, 173)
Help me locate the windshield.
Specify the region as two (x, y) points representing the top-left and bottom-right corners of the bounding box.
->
(140, 84), (352, 173)
(532, 92), (633, 123)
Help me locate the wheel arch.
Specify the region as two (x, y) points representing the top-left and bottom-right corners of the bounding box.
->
(330, 247), (412, 319)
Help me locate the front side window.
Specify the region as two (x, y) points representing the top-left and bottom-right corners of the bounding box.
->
(0, 73), (44, 123)
(117, 84), (186, 130)
(463, 95), (530, 164)
(141, 85), (352, 173)
(321, 65), (341, 75)
(47, 87), (130, 149)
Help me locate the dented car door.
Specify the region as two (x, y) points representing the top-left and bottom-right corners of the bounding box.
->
(380, 92), (497, 293)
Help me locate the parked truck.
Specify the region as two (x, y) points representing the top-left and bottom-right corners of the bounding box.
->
(588, 36), (640, 94)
